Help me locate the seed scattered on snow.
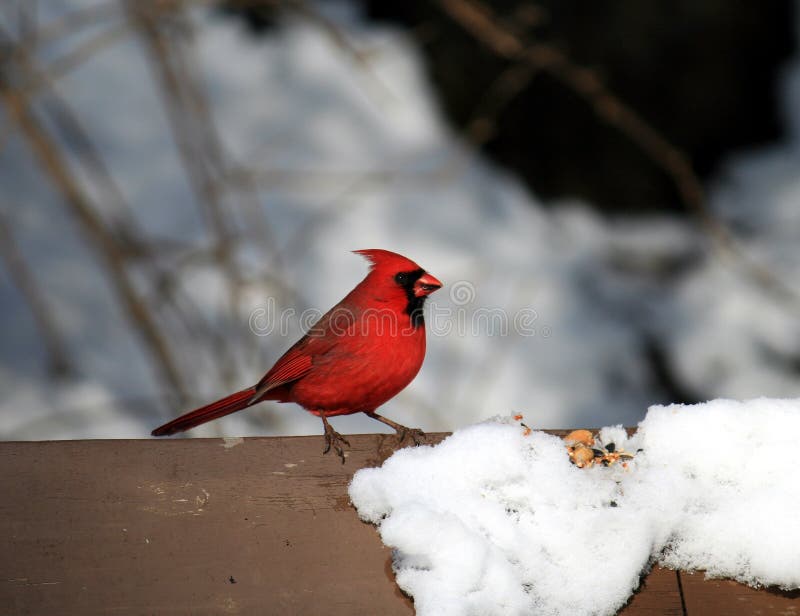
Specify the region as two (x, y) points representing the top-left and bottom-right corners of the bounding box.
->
(563, 429), (595, 447)
(571, 445), (595, 468)
(562, 430), (636, 468)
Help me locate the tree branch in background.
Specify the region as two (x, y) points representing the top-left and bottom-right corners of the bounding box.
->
(7, 2), (124, 93)
(129, 1), (266, 390)
(0, 208), (74, 378)
(1, 20), (245, 412)
(44, 21), (131, 84)
(1, 3), (298, 431)
(466, 56), (540, 146)
(438, 0), (800, 307)
(0, 71), (191, 406)
(287, 0), (396, 105)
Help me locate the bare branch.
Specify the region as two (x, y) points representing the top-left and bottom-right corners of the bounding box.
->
(438, 0), (800, 306)
(286, 0), (396, 104)
(0, 68), (191, 406)
(466, 56), (540, 145)
(13, 1), (121, 55)
(128, 2), (251, 389)
(0, 207), (74, 377)
(45, 21), (130, 84)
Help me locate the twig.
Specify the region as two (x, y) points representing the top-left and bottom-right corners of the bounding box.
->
(440, 0), (709, 221)
(466, 54), (540, 145)
(1, 21), (247, 408)
(12, 1), (121, 57)
(129, 2), (246, 388)
(437, 0), (800, 307)
(0, 68), (191, 406)
(0, 207), (74, 377)
(45, 21), (130, 84)
(287, 0), (396, 105)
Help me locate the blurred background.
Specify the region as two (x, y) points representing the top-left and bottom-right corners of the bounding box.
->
(1, 0), (798, 440)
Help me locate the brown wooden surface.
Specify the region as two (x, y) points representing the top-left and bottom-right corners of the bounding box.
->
(1, 433), (798, 615)
(622, 567), (684, 615)
(680, 571), (800, 615)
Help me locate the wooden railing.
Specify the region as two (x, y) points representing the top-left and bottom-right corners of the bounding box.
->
(1, 433), (798, 614)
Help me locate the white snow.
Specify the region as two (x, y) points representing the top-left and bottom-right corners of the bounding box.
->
(349, 398), (800, 615)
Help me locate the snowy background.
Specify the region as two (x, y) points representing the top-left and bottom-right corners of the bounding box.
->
(1, 1), (799, 440)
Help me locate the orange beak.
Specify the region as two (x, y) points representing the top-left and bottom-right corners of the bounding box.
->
(414, 272), (443, 297)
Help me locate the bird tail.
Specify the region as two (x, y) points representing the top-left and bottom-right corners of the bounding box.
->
(151, 387), (258, 436)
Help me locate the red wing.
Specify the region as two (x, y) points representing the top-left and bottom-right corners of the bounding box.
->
(252, 306), (355, 400)
(258, 348), (313, 388)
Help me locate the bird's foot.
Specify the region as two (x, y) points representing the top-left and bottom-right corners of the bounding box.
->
(364, 412), (426, 448)
(396, 426), (426, 446)
(322, 423), (351, 464)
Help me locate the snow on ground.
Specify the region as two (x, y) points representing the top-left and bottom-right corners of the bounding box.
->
(349, 397), (800, 616)
(1, 2), (799, 439)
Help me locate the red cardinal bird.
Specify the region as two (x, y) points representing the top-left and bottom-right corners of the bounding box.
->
(152, 249), (442, 462)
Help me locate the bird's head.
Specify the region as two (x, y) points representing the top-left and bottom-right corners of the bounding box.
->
(353, 249), (443, 326)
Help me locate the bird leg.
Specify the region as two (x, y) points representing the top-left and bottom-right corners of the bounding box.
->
(366, 412), (426, 446)
(320, 414), (350, 464)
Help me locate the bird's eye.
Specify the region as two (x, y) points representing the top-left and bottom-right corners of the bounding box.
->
(394, 272), (409, 285)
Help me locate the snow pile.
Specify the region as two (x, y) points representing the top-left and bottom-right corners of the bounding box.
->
(349, 398), (800, 615)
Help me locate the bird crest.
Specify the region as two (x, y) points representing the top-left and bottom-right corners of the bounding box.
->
(353, 249), (421, 272)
